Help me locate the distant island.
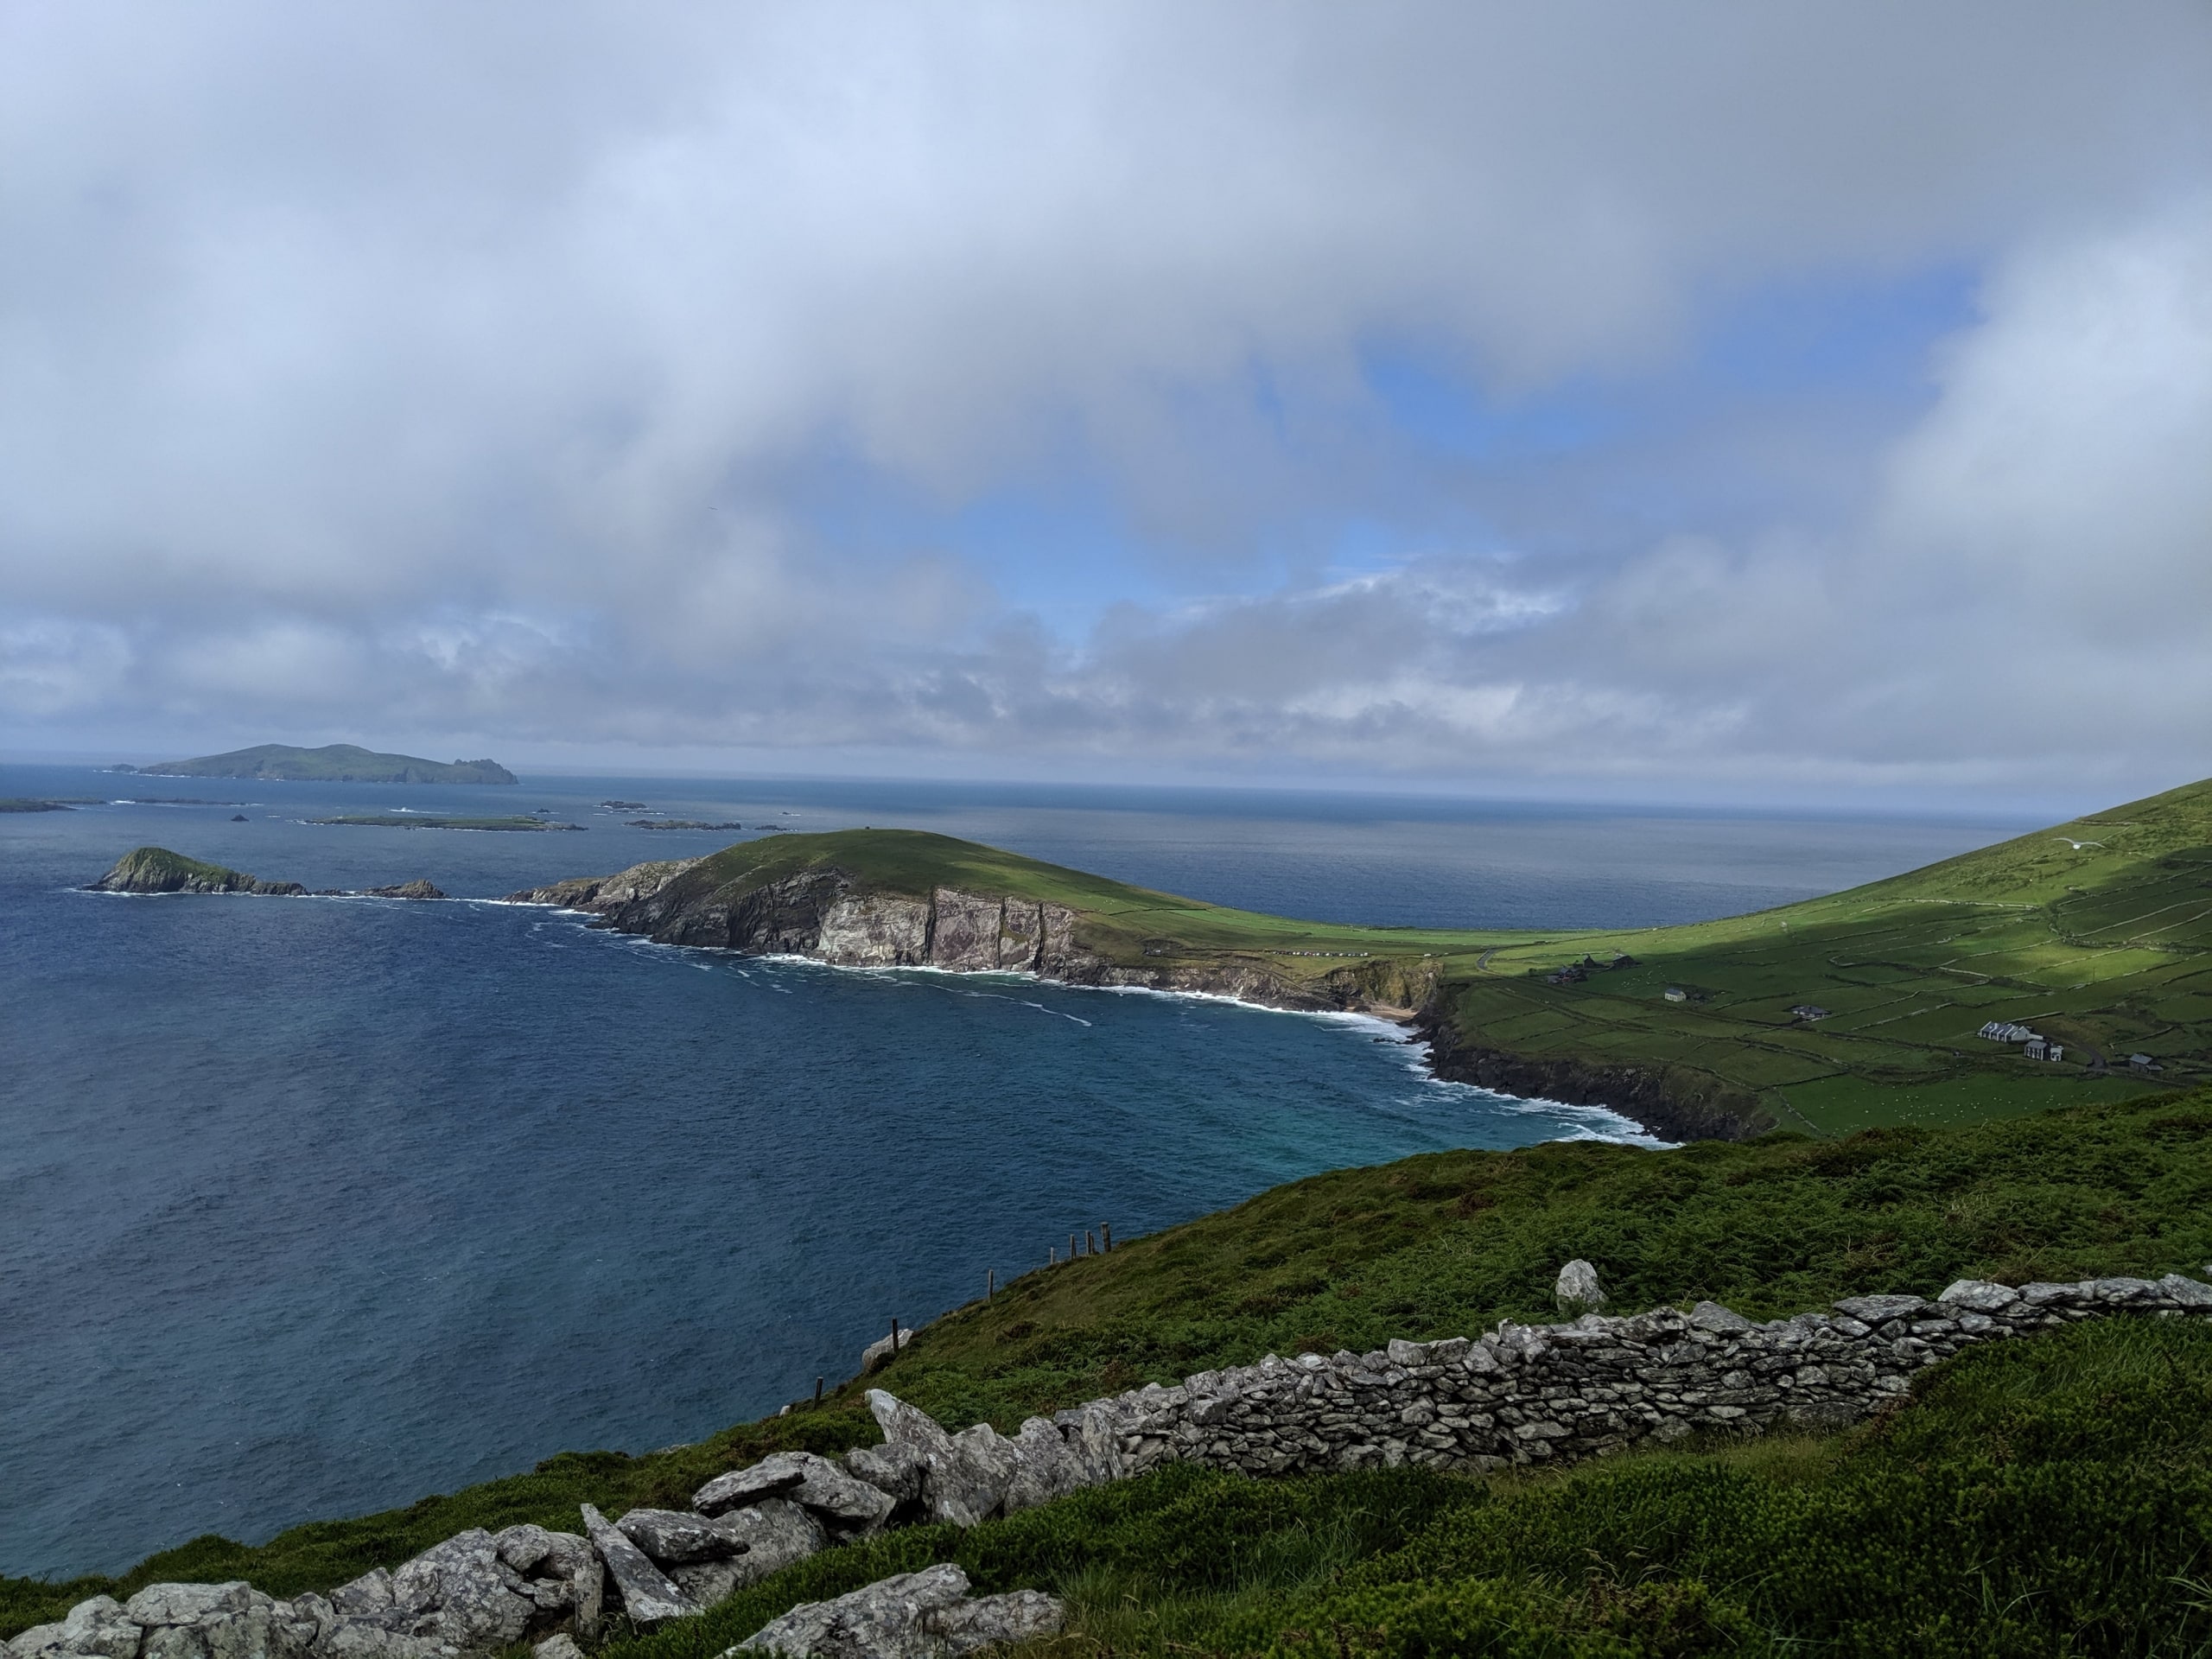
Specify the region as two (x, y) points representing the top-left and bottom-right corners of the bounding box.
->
(309, 815), (580, 831)
(88, 846), (444, 899)
(121, 744), (518, 785)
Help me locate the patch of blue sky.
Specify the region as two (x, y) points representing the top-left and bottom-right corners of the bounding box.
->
(782, 260), (1985, 635)
(1362, 260), (1980, 463)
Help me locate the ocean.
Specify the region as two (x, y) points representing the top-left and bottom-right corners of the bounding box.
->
(0, 763), (2030, 1579)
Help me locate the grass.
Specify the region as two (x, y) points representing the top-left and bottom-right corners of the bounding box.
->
(601, 1317), (2212, 1658)
(12, 1090), (2212, 1639)
(567, 778), (2212, 1135)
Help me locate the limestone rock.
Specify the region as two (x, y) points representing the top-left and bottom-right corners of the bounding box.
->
(531, 1638), (584, 1659)
(864, 1390), (1015, 1526)
(693, 1463), (805, 1515)
(1688, 1300), (1754, 1333)
(859, 1327), (914, 1375)
(1938, 1280), (2019, 1313)
(1554, 1260), (1605, 1313)
(728, 1565), (1065, 1659)
(1061, 1402), (1127, 1486)
(664, 1501), (827, 1611)
(1832, 1294), (1929, 1323)
(2158, 1273), (2212, 1308)
(843, 1440), (928, 1506)
(579, 1504), (694, 1629)
(326, 1573), (393, 1619)
(698, 1452), (892, 1533)
(731, 1563), (969, 1659)
(10, 1596), (142, 1659)
(614, 1510), (750, 1566)
(390, 1529), (539, 1651)
(492, 1529), (601, 1635)
(930, 1590), (1066, 1653)
(1001, 1418), (1086, 1514)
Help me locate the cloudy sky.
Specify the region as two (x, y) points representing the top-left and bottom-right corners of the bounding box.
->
(3, 2), (2208, 804)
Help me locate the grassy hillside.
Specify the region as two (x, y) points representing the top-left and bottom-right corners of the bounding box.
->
(627, 780), (2212, 1135)
(135, 744), (516, 785)
(1427, 777), (2212, 1136)
(12, 1091), (2212, 1639)
(592, 1316), (2212, 1658)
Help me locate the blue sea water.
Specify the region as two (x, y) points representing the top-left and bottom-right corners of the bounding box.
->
(0, 763), (2031, 1579)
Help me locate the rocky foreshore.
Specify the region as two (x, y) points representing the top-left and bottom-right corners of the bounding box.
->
(16, 1266), (2210, 1659)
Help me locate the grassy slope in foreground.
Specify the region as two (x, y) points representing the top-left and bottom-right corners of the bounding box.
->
(550, 779), (2212, 1136)
(10, 1090), (2212, 1637)
(594, 1317), (2212, 1658)
(135, 744), (517, 785)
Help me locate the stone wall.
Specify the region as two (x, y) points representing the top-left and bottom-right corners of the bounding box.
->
(1065, 1272), (2212, 1481)
(15, 1271), (2211, 1659)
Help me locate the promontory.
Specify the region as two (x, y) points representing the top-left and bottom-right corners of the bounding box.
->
(510, 777), (2212, 1143)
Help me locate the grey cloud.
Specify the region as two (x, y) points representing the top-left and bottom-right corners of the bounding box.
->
(3, 3), (2209, 791)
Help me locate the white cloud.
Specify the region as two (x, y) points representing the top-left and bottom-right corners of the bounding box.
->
(2, 3), (2209, 793)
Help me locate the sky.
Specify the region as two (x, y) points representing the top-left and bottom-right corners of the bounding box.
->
(3, 2), (2209, 808)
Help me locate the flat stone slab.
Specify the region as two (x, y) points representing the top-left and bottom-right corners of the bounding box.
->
(579, 1504), (695, 1628)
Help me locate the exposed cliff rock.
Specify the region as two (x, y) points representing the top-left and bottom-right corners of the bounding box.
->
(90, 847), (306, 896)
(1418, 1004), (1775, 1143)
(504, 858), (1436, 1022)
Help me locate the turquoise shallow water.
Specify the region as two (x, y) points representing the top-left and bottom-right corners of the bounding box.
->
(0, 765), (2026, 1578)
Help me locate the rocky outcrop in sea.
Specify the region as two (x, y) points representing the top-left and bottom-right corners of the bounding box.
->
(86, 849), (444, 901)
(15, 1266), (2210, 1659)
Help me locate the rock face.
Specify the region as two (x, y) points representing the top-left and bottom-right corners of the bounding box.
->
(729, 1564), (1064, 1659)
(502, 857), (1427, 1018)
(89, 848), (305, 897)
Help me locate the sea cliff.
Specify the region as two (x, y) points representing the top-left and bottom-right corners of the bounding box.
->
(505, 855), (1437, 1020)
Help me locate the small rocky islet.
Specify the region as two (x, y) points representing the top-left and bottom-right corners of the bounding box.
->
(87, 848), (444, 901)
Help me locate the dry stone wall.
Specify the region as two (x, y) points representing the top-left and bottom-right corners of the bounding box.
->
(16, 1272), (2212, 1659)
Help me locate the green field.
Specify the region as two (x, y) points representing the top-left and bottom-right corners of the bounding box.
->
(598, 779), (2212, 1136)
(12, 1092), (2212, 1651)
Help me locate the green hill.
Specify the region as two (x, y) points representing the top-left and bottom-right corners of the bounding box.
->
(133, 744), (517, 785)
(525, 779), (2212, 1138)
(11, 1091), (2212, 1652)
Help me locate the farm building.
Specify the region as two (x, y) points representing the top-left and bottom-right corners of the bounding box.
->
(1789, 1004), (1830, 1021)
(1979, 1020), (2037, 1043)
(2024, 1037), (2066, 1062)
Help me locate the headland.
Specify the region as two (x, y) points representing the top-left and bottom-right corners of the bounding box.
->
(506, 777), (2212, 1143)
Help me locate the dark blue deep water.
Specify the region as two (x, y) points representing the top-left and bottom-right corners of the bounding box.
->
(0, 764), (2029, 1578)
